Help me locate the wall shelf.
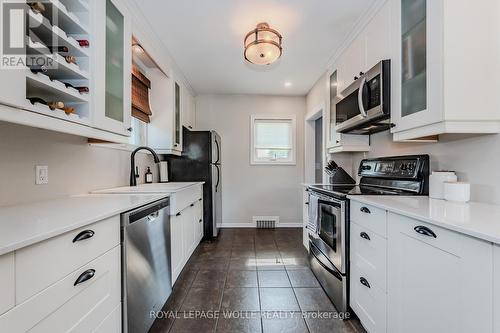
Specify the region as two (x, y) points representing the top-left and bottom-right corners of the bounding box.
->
(26, 71), (89, 103)
(32, 0), (89, 35)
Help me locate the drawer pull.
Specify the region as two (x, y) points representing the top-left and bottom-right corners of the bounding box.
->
(199, 198), (202, 201)
(360, 207), (371, 214)
(360, 277), (371, 289)
(199, 219), (202, 223)
(176, 212), (182, 216)
(360, 232), (371, 241)
(72, 230), (95, 243)
(305, 202), (309, 205)
(74, 269), (95, 286)
(190, 203), (195, 207)
(414, 225), (437, 238)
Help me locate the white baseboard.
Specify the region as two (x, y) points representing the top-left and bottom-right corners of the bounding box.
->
(218, 223), (302, 229)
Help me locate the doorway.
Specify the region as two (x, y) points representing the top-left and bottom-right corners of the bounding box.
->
(315, 118), (323, 183)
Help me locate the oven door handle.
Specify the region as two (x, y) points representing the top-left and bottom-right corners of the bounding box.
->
(310, 242), (343, 280)
(357, 77), (367, 118)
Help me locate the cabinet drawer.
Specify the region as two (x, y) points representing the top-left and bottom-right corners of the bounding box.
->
(0, 252), (15, 315)
(350, 201), (387, 237)
(94, 303), (122, 333)
(350, 264), (387, 333)
(351, 222), (387, 291)
(15, 215), (119, 304)
(170, 185), (202, 215)
(388, 213), (478, 255)
(0, 246), (120, 333)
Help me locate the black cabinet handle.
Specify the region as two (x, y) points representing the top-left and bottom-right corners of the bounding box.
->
(199, 219), (202, 223)
(305, 202), (309, 205)
(74, 269), (95, 286)
(72, 230), (95, 243)
(354, 76), (359, 80)
(414, 225), (437, 238)
(190, 203), (195, 207)
(359, 71), (365, 76)
(199, 198), (202, 201)
(360, 277), (371, 289)
(360, 207), (371, 214)
(188, 126), (193, 129)
(176, 212), (181, 216)
(127, 127), (133, 132)
(360, 232), (370, 241)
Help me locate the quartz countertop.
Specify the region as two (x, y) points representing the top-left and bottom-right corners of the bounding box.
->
(347, 195), (500, 244)
(91, 182), (204, 194)
(0, 194), (168, 256)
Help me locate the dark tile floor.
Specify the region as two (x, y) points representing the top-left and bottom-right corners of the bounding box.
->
(149, 228), (366, 333)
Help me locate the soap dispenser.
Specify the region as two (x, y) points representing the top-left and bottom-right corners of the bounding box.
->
(145, 167), (153, 184)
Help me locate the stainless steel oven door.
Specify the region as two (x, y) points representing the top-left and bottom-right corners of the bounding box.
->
(316, 196), (346, 274)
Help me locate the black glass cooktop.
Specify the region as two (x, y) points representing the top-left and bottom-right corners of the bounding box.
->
(309, 184), (416, 198)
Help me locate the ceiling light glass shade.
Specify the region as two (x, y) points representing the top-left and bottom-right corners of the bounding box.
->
(244, 23), (282, 65)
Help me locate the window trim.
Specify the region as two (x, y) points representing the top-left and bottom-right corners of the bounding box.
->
(250, 114), (297, 165)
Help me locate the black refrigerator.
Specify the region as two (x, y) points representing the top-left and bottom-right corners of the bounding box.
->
(166, 127), (221, 239)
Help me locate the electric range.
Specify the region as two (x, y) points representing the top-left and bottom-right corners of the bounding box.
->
(307, 155), (430, 314)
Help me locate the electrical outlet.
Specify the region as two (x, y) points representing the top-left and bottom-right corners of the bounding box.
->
(35, 165), (48, 185)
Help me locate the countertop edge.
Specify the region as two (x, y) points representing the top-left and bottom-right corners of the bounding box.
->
(347, 196), (500, 245)
(0, 194), (169, 256)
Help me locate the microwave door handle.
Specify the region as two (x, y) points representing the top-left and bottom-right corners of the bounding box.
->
(357, 77), (367, 117)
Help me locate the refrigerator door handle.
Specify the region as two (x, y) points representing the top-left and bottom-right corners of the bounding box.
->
(215, 139), (220, 164)
(215, 164), (220, 192)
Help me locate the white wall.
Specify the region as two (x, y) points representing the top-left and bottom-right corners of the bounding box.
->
(196, 94), (306, 226)
(305, 74), (352, 183)
(351, 131), (500, 204)
(0, 122), (157, 207)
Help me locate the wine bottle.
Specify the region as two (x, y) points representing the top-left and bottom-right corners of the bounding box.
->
(27, 97), (71, 113)
(77, 40), (90, 48)
(47, 46), (69, 53)
(28, 2), (45, 14)
(29, 66), (48, 74)
(64, 82), (89, 94)
(64, 55), (77, 65)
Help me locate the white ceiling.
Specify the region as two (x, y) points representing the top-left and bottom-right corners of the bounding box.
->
(136, 0), (375, 96)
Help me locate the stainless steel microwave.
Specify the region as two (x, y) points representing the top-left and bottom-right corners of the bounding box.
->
(335, 60), (391, 134)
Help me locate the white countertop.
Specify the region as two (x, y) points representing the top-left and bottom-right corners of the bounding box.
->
(91, 182), (204, 194)
(0, 194), (168, 256)
(348, 195), (500, 244)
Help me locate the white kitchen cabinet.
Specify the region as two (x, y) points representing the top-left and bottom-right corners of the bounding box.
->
(390, 0), (500, 140)
(337, 34), (365, 93)
(387, 212), (493, 333)
(170, 184), (204, 283)
(0, 252), (15, 316)
(365, 2), (392, 71)
(93, 0), (132, 136)
(0, 216), (121, 332)
(182, 86), (196, 131)
(170, 212), (185, 283)
(147, 71), (184, 155)
(495, 245), (500, 333)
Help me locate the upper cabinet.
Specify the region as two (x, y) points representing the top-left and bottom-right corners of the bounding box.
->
(390, 0), (500, 141)
(182, 85), (195, 131)
(93, 0), (132, 136)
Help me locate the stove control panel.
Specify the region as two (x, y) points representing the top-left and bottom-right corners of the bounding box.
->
(358, 156), (428, 179)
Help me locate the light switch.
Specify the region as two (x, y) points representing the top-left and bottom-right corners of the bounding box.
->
(35, 165), (48, 185)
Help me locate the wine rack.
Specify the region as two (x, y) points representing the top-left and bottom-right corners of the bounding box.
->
(24, 0), (91, 126)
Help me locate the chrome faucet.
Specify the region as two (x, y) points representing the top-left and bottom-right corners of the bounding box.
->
(130, 146), (160, 186)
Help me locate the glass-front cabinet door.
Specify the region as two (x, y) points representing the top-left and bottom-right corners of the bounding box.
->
(173, 82), (182, 150)
(93, 0), (131, 136)
(329, 70), (339, 146)
(391, 0), (443, 133)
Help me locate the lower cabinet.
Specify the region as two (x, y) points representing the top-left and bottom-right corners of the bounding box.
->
(0, 216), (121, 333)
(495, 245), (500, 333)
(387, 213), (493, 333)
(170, 187), (204, 284)
(303, 187), (310, 250)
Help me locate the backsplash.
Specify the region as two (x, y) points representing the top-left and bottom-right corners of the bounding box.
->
(349, 131), (500, 204)
(0, 122), (157, 207)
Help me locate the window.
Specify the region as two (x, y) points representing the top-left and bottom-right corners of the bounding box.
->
(128, 117), (148, 146)
(250, 115), (296, 165)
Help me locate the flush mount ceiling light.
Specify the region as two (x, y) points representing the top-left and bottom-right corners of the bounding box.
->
(244, 22), (282, 65)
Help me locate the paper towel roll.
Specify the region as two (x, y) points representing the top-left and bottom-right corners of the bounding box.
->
(444, 182), (470, 202)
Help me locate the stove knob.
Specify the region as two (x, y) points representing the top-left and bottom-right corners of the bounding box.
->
(408, 164), (415, 171)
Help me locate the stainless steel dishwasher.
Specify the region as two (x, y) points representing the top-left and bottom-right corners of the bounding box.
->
(121, 197), (171, 333)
